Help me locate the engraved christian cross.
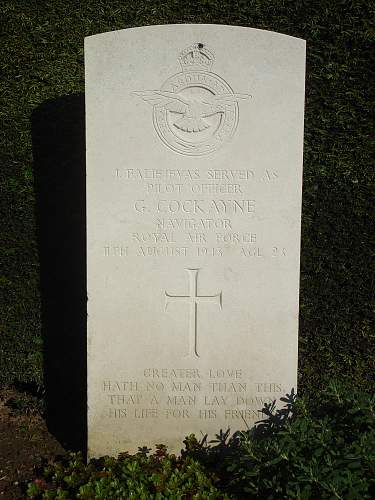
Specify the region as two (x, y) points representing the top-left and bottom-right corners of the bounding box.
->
(165, 268), (222, 358)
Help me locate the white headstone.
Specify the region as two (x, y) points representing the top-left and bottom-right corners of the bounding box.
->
(85, 24), (305, 458)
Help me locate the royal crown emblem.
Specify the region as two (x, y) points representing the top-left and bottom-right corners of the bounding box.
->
(134, 43), (251, 156)
(178, 43), (214, 72)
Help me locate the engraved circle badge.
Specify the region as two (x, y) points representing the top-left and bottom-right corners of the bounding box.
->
(134, 43), (251, 156)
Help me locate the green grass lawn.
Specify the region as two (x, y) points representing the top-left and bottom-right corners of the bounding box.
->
(1, 0), (374, 404)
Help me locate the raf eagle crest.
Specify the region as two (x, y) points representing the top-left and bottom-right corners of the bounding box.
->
(134, 90), (249, 133)
(134, 43), (251, 156)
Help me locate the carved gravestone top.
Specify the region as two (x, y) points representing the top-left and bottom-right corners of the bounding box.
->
(85, 24), (305, 458)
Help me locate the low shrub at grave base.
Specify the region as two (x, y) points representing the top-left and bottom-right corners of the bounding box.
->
(27, 449), (228, 499)
(27, 383), (374, 499)
(224, 383), (375, 499)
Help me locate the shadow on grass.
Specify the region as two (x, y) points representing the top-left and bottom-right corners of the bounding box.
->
(32, 94), (86, 455)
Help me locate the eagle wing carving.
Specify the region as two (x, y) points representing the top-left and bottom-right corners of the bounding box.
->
(201, 93), (251, 117)
(133, 90), (189, 114)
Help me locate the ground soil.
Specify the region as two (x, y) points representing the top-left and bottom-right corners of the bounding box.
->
(0, 390), (66, 499)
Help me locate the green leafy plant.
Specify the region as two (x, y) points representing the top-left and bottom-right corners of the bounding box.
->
(225, 381), (375, 499)
(27, 445), (228, 499)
